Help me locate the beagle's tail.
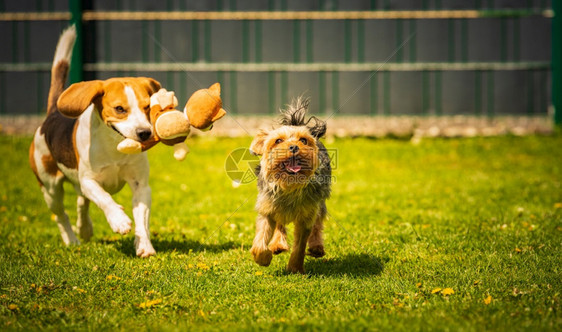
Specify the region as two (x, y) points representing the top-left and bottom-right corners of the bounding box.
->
(47, 25), (76, 114)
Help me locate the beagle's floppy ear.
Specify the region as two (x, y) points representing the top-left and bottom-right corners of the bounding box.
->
(249, 129), (269, 156)
(136, 77), (161, 95)
(57, 80), (104, 118)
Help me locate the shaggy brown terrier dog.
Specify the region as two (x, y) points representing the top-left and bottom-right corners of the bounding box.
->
(249, 98), (332, 273)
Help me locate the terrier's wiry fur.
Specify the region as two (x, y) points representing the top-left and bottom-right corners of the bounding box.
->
(249, 97), (331, 273)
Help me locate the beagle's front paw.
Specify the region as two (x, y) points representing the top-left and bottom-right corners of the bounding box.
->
(106, 208), (132, 235)
(135, 237), (156, 258)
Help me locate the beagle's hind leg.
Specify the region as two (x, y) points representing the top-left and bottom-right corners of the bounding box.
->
(41, 176), (80, 245)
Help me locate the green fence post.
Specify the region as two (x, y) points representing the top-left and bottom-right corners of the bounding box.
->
(553, 0), (562, 125)
(69, 0), (83, 83)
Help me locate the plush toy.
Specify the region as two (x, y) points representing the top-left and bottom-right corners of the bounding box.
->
(116, 83), (226, 161)
(184, 82), (226, 131)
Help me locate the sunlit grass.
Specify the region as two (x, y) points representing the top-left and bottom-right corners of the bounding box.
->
(1, 134), (561, 331)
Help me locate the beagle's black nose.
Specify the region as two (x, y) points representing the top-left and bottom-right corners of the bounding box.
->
(136, 128), (152, 142)
(289, 145), (299, 154)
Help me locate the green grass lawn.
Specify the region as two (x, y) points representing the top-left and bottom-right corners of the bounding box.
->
(0, 133), (561, 331)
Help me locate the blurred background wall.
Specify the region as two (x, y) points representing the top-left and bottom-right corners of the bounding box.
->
(0, 0), (552, 117)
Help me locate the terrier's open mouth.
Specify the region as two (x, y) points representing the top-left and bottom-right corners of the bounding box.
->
(282, 157), (302, 173)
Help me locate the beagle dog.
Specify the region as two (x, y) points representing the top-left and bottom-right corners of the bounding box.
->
(30, 26), (160, 257)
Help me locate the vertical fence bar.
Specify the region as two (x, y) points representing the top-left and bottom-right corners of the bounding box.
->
(242, 20), (250, 63)
(422, 71), (429, 114)
(461, 19), (468, 62)
(513, 17), (520, 62)
(191, 21), (199, 62)
(435, 71), (442, 115)
(486, 70), (494, 117)
(280, 71), (288, 105)
(383, 71), (390, 115)
(204, 20), (211, 62)
(332, 71), (339, 114)
(475, 71), (482, 115)
(142, 22), (148, 62)
(268, 71), (276, 114)
(539, 69), (547, 116)
(103, 21), (111, 63)
(293, 20), (300, 63)
(37, 72), (43, 113)
(153, 21), (161, 62)
(344, 20), (352, 63)
(319, 71), (326, 114)
(306, 20), (313, 63)
(447, 19), (455, 62)
(526, 70), (534, 115)
(0, 73), (5, 114)
(357, 20), (365, 63)
(11, 22), (18, 63)
(396, 20), (403, 62)
(370, 72), (377, 115)
(409, 20), (416, 62)
(229, 71), (237, 114)
(69, 0), (83, 83)
(23, 21), (30, 62)
(553, 0), (562, 124)
(500, 17), (507, 61)
(255, 20), (262, 63)
(180, 71), (187, 101)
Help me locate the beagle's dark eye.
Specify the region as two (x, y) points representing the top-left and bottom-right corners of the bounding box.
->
(299, 137), (308, 145)
(144, 105), (150, 112)
(114, 106), (126, 114)
(275, 138), (283, 145)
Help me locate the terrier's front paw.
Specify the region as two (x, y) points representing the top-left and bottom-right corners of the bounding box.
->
(287, 263), (305, 274)
(251, 247), (273, 266)
(107, 209), (132, 235)
(269, 242), (289, 255)
(135, 238), (156, 258)
(306, 245), (325, 258)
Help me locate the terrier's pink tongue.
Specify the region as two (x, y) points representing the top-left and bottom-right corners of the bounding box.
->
(287, 164), (301, 173)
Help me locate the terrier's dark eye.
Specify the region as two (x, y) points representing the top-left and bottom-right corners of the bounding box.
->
(114, 106), (126, 113)
(275, 138), (283, 145)
(299, 138), (308, 145)
(144, 105), (150, 112)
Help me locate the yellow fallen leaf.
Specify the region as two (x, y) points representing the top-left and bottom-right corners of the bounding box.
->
(106, 275), (122, 281)
(554, 202), (562, 209)
(255, 271), (263, 276)
(441, 288), (454, 296)
(416, 282), (422, 288)
(484, 295), (492, 305)
(431, 288), (442, 294)
(8, 304), (18, 310)
(473, 280), (480, 286)
(197, 263), (210, 270)
(514, 248), (522, 253)
(138, 298), (162, 309)
(73, 287), (86, 294)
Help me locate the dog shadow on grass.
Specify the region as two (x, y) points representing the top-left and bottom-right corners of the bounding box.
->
(100, 237), (240, 257)
(304, 253), (385, 277)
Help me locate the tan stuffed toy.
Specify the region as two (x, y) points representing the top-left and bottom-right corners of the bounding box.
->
(185, 82), (226, 131)
(116, 83), (226, 160)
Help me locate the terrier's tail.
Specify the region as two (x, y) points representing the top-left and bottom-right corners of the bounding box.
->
(47, 25), (76, 114)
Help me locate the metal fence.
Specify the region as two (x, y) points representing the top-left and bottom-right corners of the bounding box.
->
(0, 0), (559, 123)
